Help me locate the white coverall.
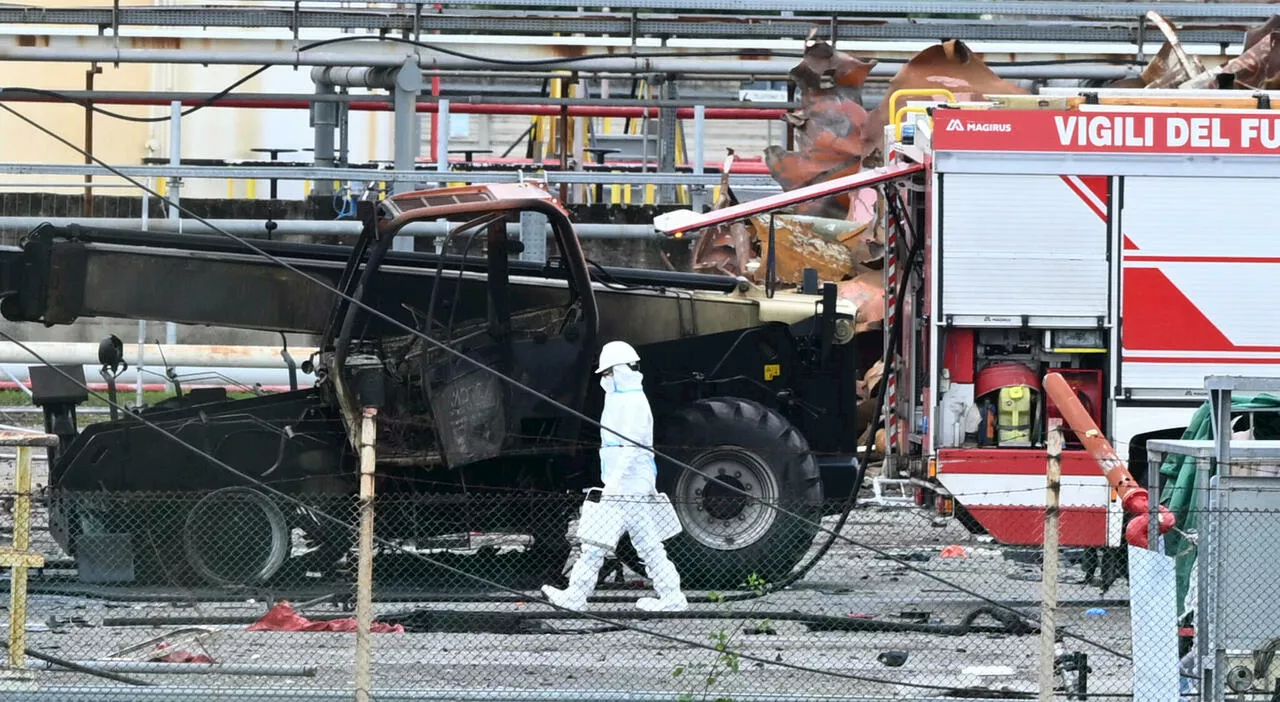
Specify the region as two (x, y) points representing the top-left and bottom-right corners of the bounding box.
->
(541, 364), (687, 612)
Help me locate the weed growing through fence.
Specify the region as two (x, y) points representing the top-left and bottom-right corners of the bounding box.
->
(672, 572), (772, 702)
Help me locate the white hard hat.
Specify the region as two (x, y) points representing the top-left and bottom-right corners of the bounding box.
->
(595, 340), (640, 374)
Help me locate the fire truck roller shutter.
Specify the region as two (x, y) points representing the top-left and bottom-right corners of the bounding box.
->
(938, 174), (1109, 322)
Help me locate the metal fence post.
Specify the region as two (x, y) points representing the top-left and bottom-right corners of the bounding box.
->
(1039, 425), (1064, 701)
(0, 431), (57, 680)
(353, 406), (379, 702)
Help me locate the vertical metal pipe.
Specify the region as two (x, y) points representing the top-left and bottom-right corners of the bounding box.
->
(558, 102), (570, 203)
(392, 57), (424, 196)
(312, 80), (337, 197)
(392, 58), (424, 252)
(436, 99), (451, 181)
(353, 407), (378, 702)
(692, 104), (706, 211)
(137, 189), (148, 409)
(165, 101), (180, 347)
(433, 98), (452, 255)
(1039, 426), (1063, 702)
(337, 89), (351, 168)
(83, 65), (101, 217)
(785, 80), (797, 152)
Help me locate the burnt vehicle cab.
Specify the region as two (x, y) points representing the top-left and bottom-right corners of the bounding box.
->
(0, 180), (861, 591)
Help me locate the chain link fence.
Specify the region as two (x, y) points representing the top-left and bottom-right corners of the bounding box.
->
(4, 440), (1245, 701)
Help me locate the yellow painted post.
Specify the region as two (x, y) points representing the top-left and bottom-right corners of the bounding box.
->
(246, 179), (257, 200)
(303, 181), (312, 197)
(674, 125), (689, 205)
(1, 431), (56, 676)
(156, 177), (167, 198)
(226, 180), (234, 198)
(644, 184), (656, 205)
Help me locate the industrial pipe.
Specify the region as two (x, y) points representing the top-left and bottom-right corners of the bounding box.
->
(0, 218), (671, 240)
(1042, 371), (1175, 548)
(0, 34), (1141, 81)
(4, 89), (800, 110)
(0, 91), (790, 120)
(0, 364), (305, 393)
(0, 343), (318, 369)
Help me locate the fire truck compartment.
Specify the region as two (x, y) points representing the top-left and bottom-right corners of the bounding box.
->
(1118, 175), (1280, 396)
(935, 448), (1113, 547)
(938, 173), (1110, 325)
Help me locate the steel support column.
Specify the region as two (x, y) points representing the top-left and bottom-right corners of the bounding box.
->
(657, 79), (678, 204)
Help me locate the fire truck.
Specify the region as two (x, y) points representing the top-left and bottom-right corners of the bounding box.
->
(659, 87), (1280, 556)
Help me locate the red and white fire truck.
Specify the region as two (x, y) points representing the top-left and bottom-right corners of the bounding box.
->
(660, 87), (1280, 551)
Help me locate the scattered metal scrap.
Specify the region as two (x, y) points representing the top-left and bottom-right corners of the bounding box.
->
(689, 38), (1025, 433)
(1124, 11), (1280, 90)
(764, 40), (877, 218)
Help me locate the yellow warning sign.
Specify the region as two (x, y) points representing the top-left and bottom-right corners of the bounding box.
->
(764, 364), (781, 381)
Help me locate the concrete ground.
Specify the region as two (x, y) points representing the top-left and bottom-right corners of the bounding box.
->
(0, 443), (1133, 700)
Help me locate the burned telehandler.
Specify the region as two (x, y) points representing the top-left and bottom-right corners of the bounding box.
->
(0, 182), (873, 592)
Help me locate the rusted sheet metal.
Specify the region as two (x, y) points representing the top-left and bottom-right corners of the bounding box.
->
(1125, 12), (1280, 90)
(748, 213), (865, 284)
(862, 40), (1028, 166)
(837, 271), (886, 333)
(689, 153), (754, 277)
(1195, 17), (1280, 89)
(763, 41), (877, 219)
(1142, 10), (1209, 89)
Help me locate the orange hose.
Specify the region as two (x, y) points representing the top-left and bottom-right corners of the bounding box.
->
(1042, 371), (1175, 547)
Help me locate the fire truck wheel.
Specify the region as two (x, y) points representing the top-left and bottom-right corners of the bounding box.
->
(630, 397), (824, 590)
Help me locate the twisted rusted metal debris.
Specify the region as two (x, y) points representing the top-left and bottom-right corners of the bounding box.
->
(1124, 11), (1280, 90)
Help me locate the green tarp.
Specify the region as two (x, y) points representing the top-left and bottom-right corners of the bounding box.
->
(1158, 393), (1280, 615)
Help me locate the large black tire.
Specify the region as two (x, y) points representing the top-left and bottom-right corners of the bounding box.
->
(642, 397), (824, 589)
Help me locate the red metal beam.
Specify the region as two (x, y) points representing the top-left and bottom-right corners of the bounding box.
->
(653, 161), (925, 235)
(411, 155), (772, 172)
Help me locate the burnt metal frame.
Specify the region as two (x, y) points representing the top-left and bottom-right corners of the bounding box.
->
(325, 187), (600, 429)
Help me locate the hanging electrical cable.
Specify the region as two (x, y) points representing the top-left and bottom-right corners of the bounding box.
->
(0, 32), (1146, 124)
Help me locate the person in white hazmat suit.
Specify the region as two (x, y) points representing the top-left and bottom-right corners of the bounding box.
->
(541, 340), (688, 612)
